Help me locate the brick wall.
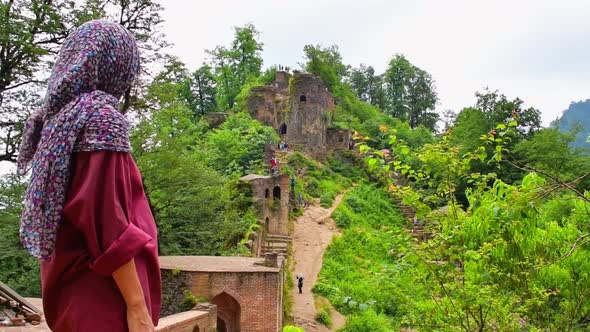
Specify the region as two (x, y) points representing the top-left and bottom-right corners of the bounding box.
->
(250, 175), (289, 236)
(163, 269), (283, 332)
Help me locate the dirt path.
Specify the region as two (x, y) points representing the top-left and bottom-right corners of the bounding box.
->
(291, 193), (347, 331)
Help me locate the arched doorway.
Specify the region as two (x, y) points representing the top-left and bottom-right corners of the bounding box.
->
(217, 319), (227, 332)
(212, 292), (240, 332)
(273, 186), (281, 200)
(279, 123), (287, 135)
(193, 326), (200, 332)
(265, 188), (270, 198)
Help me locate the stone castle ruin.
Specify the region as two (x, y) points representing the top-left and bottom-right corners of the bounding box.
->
(239, 174), (290, 257)
(248, 71), (352, 155)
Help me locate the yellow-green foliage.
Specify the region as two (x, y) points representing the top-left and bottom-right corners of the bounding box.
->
(314, 296), (333, 328)
(283, 152), (353, 208)
(282, 252), (295, 324)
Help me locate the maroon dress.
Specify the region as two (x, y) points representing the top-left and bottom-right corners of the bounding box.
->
(40, 151), (161, 331)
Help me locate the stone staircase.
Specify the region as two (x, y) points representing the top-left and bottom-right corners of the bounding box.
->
(393, 197), (416, 220)
(261, 234), (292, 256)
(391, 197), (434, 241)
(274, 150), (290, 165)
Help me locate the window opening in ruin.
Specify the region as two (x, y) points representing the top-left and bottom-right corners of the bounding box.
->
(193, 326), (200, 332)
(273, 186), (281, 200)
(279, 123), (287, 135)
(265, 188), (270, 198)
(265, 217), (270, 231)
(300, 95), (307, 102)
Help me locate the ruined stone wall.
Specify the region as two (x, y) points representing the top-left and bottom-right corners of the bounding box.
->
(161, 270), (193, 317)
(273, 71), (289, 90)
(249, 175), (289, 235)
(203, 112), (229, 129)
(248, 72), (336, 154)
(247, 86), (289, 130)
(326, 128), (352, 150)
(286, 74), (335, 151)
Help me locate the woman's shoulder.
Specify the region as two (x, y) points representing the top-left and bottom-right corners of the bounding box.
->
(75, 105), (131, 153)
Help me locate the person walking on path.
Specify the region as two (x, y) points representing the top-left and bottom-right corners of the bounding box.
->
(17, 20), (160, 332)
(296, 273), (304, 294)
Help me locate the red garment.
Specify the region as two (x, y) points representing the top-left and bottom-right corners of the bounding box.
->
(40, 151), (161, 332)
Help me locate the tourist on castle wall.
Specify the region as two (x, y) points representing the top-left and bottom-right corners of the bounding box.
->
(17, 20), (160, 332)
(270, 156), (278, 175)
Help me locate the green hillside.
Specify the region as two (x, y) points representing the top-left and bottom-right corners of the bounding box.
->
(1, 5), (590, 331)
(553, 99), (590, 151)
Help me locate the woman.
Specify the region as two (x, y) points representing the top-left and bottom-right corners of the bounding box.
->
(17, 20), (161, 332)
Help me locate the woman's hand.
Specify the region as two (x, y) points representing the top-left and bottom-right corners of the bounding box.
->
(112, 259), (155, 332)
(127, 302), (155, 332)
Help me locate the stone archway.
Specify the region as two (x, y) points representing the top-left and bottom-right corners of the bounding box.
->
(279, 123), (287, 135)
(273, 186), (281, 200)
(212, 292), (240, 332)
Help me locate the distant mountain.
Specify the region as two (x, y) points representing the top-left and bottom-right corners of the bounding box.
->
(552, 99), (590, 151)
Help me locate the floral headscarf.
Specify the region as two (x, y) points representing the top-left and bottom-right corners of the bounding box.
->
(17, 20), (140, 260)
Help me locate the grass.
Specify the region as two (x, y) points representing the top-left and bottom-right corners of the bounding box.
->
(314, 295), (333, 328)
(283, 246), (295, 324)
(282, 152), (353, 209)
(313, 183), (412, 330)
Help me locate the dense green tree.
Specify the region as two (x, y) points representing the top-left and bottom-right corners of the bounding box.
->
(382, 55), (438, 130)
(189, 65), (217, 116)
(208, 23), (263, 111)
(475, 88), (541, 138)
(440, 109), (457, 132)
(0, 0), (166, 162)
(450, 107), (489, 153)
(513, 128), (590, 189)
(449, 91), (543, 184)
(132, 73), (265, 255)
(303, 44), (348, 93)
(347, 64), (386, 109)
(206, 112), (279, 177)
(0, 174), (40, 296)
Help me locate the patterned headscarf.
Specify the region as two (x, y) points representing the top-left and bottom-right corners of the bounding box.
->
(17, 20), (140, 260)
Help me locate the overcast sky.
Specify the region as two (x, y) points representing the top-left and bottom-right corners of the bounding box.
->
(160, 0), (589, 126)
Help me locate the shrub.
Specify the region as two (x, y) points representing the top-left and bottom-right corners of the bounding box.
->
(315, 309), (332, 328)
(338, 309), (391, 332)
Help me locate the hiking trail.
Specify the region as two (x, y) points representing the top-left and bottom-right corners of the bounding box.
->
(291, 192), (347, 331)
